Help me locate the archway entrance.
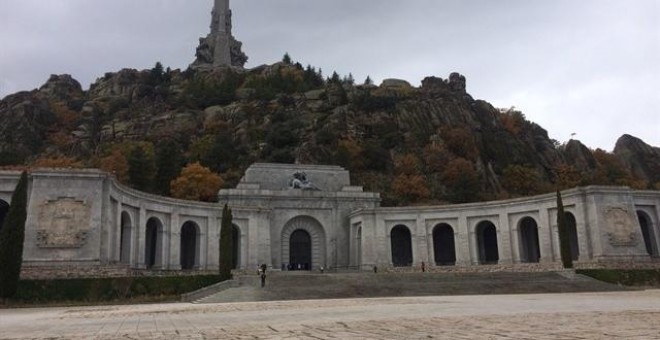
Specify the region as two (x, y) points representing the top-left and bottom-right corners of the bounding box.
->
(564, 212), (580, 261)
(638, 211), (658, 256)
(519, 217), (540, 263)
(391, 225), (413, 267)
(282, 216), (326, 271)
(180, 222), (199, 270)
(289, 229), (312, 271)
(0, 199), (9, 232)
(476, 221), (499, 264)
(145, 218), (163, 269)
(232, 225), (240, 269)
(119, 212), (132, 264)
(433, 224), (456, 266)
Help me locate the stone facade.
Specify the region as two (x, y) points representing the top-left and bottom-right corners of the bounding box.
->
(0, 164), (659, 279)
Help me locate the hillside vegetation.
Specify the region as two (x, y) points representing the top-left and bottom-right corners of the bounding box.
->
(1, 58), (658, 206)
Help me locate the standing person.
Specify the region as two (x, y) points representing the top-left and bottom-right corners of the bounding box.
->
(421, 261), (426, 273)
(260, 272), (266, 287)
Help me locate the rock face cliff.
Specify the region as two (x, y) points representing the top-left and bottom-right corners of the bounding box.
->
(614, 134), (660, 185)
(0, 63), (656, 204)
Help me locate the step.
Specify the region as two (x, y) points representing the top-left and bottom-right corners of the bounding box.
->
(192, 271), (629, 304)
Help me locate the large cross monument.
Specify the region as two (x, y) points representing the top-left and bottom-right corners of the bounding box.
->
(191, 0), (248, 69)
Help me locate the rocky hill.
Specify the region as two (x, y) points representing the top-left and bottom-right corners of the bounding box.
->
(1, 61), (657, 205)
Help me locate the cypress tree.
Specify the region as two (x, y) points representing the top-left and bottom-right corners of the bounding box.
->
(0, 171), (29, 299)
(556, 190), (574, 269)
(219, 204), (234, 281)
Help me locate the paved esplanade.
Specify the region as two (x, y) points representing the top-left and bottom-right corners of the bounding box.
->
(2, 291), (660, 339)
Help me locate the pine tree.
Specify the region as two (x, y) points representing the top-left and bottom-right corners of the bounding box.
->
(282, 53), (292, 64)
(556, 190), (573, 269)
(0, 172), (28, 300)
(218, 204), (234, 281)
(154, 140), (183, 196)
(128, 146), (155, 193)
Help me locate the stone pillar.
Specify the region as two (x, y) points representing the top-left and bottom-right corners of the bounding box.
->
(510, 222), (521, 264)
(455, 215), (471, 266)
(113, 201), (122, 263)
(129, 209), (138, 268)
(136, 207), (146, 269)
(498, 214), (514, 264)
(414, 216), (428, 265)
(199, 220), (209, 270)
(206, 216), (220, 271)
(168, 213), (180, 270)
(538, 208), (555, 263)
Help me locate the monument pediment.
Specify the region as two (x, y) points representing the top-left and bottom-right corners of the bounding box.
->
(237, 163), (351, 192)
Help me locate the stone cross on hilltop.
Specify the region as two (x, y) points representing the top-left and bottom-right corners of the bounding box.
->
(190, 0), (248, 69)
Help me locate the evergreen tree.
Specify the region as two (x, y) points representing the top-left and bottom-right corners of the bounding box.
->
(219, 204), (234, 281)
(149, 61), (164, 85)
(556, 190), (574, 269)
(282, 53), (292, 64)
(154, 140), (183, 196)
(128, 146), (155, 193)
(0, 172), (28, 300)
(364, 75), (373, 85)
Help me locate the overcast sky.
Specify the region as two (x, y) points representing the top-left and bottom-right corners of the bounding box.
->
(0, 0), (658, 150)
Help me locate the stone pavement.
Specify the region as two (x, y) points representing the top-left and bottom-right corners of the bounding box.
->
(1, 290), (660, 339)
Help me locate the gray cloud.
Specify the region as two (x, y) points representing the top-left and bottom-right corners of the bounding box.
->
(0, 0), (657, 150)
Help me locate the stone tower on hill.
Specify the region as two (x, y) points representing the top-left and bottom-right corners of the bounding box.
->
(191, 0), (248, 69)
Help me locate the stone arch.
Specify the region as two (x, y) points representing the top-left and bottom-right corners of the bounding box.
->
(564, 212), (580, 261)
(180, 221), (200, 270)
(519, 217), (540, 263)
(432, 223), (456, 266)
(231, 224), (241, 269)
(476, 221), (499, 264)
(391, 224), (413, 267)
(119, 211), (132, 264)
(281, 216), (326, 270)
(0, 199), (9, 232)
(145, 217), (164, 269)
(637, 211), (658, 257)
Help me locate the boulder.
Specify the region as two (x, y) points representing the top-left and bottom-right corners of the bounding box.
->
(38, 74), (83, 101)
(564, 139), (597, 172)
(614, 134), (660, 184)
(380, 78), (412, 89)
(447, 72), (467, 92)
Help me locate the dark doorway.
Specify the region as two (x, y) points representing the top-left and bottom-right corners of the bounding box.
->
(0, 199), (9, 232)
(289, 229), (312, 270)
(564, 212), (580, 261)
(476, 221), (499, 264)
(180, 222), (198, 270)
(638, 211), (658, 256)
(519, 217), (541, 263)
(391, 225), (413, 267)
(145, 218), (162, 269)
(433, 224), (456, 266)
(119, 212), (132, 264)
(232, 225), (240, 269)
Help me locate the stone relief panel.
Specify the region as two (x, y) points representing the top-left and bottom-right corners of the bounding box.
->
(37, 197), (91, 248)
(604, 206), (637, 247)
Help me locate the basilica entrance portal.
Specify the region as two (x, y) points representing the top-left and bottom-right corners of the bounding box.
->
(289, 230), (312, 270)
(281, 216), (326, 271)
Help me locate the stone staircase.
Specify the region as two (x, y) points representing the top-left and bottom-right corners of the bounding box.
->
(193, 271), (629, 304)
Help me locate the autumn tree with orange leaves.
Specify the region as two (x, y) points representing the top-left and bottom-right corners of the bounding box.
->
(170, 162), (223, 202)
